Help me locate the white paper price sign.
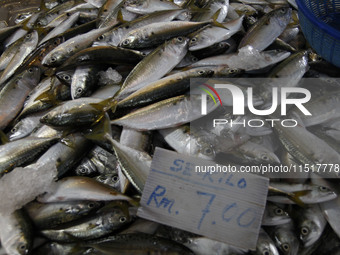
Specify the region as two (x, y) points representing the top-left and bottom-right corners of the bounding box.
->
(137, 148), (269, 250)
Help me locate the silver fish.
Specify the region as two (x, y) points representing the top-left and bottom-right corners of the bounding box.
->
(239, 7), (292, 51)
(118, 36), (188, 97)
(0, 31), (39, 85)
(42, 26), (113, 67)
(189, 16), (244, 51)
(262, 202), (291, 226)
(293, 205), (327, 247)
(112, 94), (218, 130)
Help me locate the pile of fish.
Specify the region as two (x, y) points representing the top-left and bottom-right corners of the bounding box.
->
(0, 0), (339, 254)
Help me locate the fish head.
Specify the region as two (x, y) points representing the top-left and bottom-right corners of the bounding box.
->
(174, 36), (188, 45)
(56, 71), (73, 85)
(266, 203), (291, 225)
(23, 31), (38, 43)
(42, 50), (67, 67)
(73, 86), (86, 99)
(257, 242), (279, 255)
(75, 159), (97, 176)
(169, 36), (189, 55)
(189, 30), (211, 51)
(8, 122), (26, 141)
(299, 220), (321, 247)
(83, 201), (103, 211)
(256, 150), (281, 164)
(191, 130), (216, 160)
(35, 17), (49, 27)
(40, 110), (65, 127)
(7, 235), (30, 255)
(274, 7), (292, 27)
(101, 201), (131, 227)
(92, 32), (111, 47)
(277, 241), (299, 255)
(96, 174), (120, 189)
(275, 224), (299, 255)
(120, 35), (137, 48)
(193, 67), (215, 77)
(310, 185), (337, 203)
(214, 67), (244, 77)
(22, 66), (41, 87)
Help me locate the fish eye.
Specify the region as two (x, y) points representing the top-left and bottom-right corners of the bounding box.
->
(281, 243), (290, 252)
(301, 226), (309, 236)
(18, 244), (26, 251)
(219, 42), (226, 48)
(204, 147), (213, 155)
(11, 127), (17, 133)
(261, 154), (269, 160)
(76, 88), (83, 95)
(119, 216), (127, 223)
(50, 56), (57, 62)
(112, 175), (119, 182)
(198, 70), (205, 75)
(28, 68), (34, 73)
(37, 21), (43, 26)
(319, 186), (328, 192)
(25, 34), (31, 39)
(280, 8), (287, 14)
(88, 203), (95, 208)
(79, 167), (87, 174)
(97, 35), (105, 41)
(263, 250), (270, 255)
(190, 37), (197, 43)
(274, 208), (284, 215)
(177, 37), (184, 42)
(229, 69), (237, 73)
(122, 39), (130, 46)
(63, 75), (70, 80)
(192, 56), (198, 62)
(53, 40), (59, 46)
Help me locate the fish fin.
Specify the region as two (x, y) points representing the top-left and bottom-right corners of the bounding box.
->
(288, 190), (310, 207)
(291, 11), (299, 26)
(34, 90), (59, 105)
(34, 77), (60, 105)
(39, 0), (49, 13)
(117, 9), (126, 24)
(0, 130), (9, 144)
(181, 0), (195, 8)
(128, 198), (140, 207)
(210, 10), (229, 29)
(89, 97), (117, 113)
(36, 26), (50, 38)
(20, 16), (32, 31)
(85, 113), (112, 143)
(44, 68), (56, 77)
(211, 9), (222, 21)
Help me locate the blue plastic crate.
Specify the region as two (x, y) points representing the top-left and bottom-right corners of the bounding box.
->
(296, 0), (340, 67)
